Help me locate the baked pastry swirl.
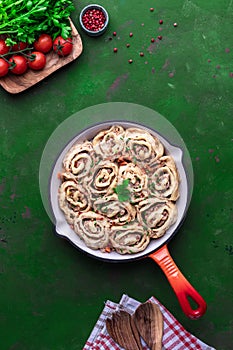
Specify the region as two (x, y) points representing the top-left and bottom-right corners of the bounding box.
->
(58, 125), (180, 254)
(110, 223), (150, 254)
(118, 163), (148, 203)
(74, 212), (110, 250)
(148, 156), (180, 201)
(137, 197), (177, 238)
(63, 141), (96, 182)
(124, 127), (164, 163)
(87, 160), (118, 200)
(93, 125), (126, 160)
(93, 194), (136, 225)
(58, 173), (91, 224)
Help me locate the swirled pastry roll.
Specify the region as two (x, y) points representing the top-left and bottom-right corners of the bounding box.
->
(88, 160), (118, 199)
(74, 211), (110, 249)
(110, 223), (150, 254)
(148, 156), (180, 201)
(125, 128), (164, 163)
(137, 197), (177, 238)
(93, 125), (126, 159)
(58, 174), (91, 224)
(93, 194), (136, 225)
(63, 141), (96, 182)
(58, 124), (180, 255)
(118, 163), (148, 203)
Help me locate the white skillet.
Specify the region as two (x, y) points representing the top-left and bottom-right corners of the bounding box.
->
(49, 120), (206, 319)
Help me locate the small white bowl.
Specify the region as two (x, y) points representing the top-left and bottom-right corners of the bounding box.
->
(79, 4), (109, 37)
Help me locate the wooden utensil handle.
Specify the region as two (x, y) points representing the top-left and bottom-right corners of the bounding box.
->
(152, 343), (162, 350)
(149, 245), (207, 319)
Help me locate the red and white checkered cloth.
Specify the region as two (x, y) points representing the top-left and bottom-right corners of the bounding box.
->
(83, 294), (215, 350)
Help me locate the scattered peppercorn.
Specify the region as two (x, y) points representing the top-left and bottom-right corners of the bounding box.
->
(129, 32), (133, 37)
(173, 22), (178, 27)
(157, 35), (162, 40)
(128, 59), (133, 64)
(139, 52), (144, 56)
(126, 43), (130, 47)
(150, 7), (154, 12)
(159, 19), (163, 24)
(151, 38), (155, 42)
(113, 47), (118, 52)
(113, 31), (117, 36)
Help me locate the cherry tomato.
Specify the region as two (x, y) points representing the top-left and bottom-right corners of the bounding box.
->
(53, 36), (73, 56)
(0, 39), (9, 55)
(34, 34), (53, 53)
(9, 55), (28, 75)
(28, 51), (46, 70)
(0, 58), (9, 77)
(11, 42), (28, 52)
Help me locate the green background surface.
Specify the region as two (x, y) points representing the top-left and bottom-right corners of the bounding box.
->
(0, 0), (232, 349)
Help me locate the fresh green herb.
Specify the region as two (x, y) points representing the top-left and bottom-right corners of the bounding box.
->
(114, 179), (130, 202)
(149, 183), (155, 190)
(0, 0), (75, 46)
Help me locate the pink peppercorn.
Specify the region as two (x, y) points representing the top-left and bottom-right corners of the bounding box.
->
(82, 8), (106, 32)
(157, 35), (162, 40)
(150, 7), (154, 12)
(113, 31), (117, 36)
(173, 22), (178, 27)
(151, 38), (155, 42)
(139, 52), (144, 56)
(159, 19), (163, 24)
(129, 32), (133, 37)
(113, 47), (118, 52)
(128, 59), (133, 64)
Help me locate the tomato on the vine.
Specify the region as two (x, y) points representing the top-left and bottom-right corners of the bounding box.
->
(28, 51), (46, 70)
(34, 34), (53, 53)
(0, 58), (9, 77)
(9, 55), (28, 75)
(0, 39), (9, 55)
(11, 41), (28, 52)
(53, 36), (73, 56)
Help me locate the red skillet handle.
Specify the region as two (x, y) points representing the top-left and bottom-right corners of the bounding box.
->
(149, 245), (207, 319)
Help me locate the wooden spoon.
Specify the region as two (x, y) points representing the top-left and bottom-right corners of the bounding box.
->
(106, 310), (143, 350)
(133, 302), (164, 350)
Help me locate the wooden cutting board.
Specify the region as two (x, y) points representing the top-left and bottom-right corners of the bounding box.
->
(0, 20), (83, 94)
